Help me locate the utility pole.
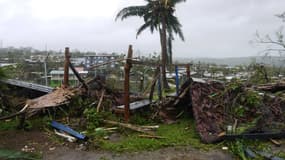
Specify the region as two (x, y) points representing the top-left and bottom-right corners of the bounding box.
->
(0, 40), (3, 48)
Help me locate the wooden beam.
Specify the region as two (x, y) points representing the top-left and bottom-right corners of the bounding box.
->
(124, 45), (133, 122)
(69, 62), (89, 91)
(186, 64), (190, 79)
(63, 47), (70, 88)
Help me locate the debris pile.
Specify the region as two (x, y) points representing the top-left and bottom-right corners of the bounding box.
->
(190, 79), (285, 143)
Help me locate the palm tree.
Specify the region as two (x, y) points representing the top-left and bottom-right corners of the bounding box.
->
(116, 0), (185, 89)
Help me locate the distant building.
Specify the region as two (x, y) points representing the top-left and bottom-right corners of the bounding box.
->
(49, 67), (88, 87)
(71, 57), (85, 66)
(0, 63), (17, 67)
(84, 54), (120, 68)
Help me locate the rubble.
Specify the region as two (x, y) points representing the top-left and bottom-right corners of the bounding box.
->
(190, 79), (285, 143)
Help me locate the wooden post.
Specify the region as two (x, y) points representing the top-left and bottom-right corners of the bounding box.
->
(124, 45), (133, 122)
(186, 64), (190, 79)
(63, 47), (70, 88)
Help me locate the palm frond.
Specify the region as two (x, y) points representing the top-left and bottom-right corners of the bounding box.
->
(115, 6), (146, 21)
(136, 21), (153, 38)
(167, 15), (185, 41)
(170, 0), (187, 5)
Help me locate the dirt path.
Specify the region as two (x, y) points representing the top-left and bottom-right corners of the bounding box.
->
(0, 130), (233, 160)
(44, 146), (233, 160)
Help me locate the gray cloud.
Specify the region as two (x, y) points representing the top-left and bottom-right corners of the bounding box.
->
(0, 0), (284, 58)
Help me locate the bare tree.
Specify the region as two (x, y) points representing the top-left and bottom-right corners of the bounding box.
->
(253, 12), (285, 57)
(252, 12), (285, 75)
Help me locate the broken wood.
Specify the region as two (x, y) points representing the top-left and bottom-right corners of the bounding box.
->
(0, 104), (28, 121)
(141, 125), (159, 130)
(138, 134), (166, 139)
(255, 83), (285, 93)
(102, 120), (155, 135)
(69, 62), (89, 91)
(173, 85), (191, 106)
(148, 66), (160, 102)
(270, 138), (281, 147)
(124, 45), (133, 122)
(96, 89), (105, 112)
(54, 129), (76, 142)
(26, 88), (76, 109)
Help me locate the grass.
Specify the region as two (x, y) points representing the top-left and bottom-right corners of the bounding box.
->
(0, 116), (51, 131)
(99, 118), (215, 152)
(0, 119), (19, 131)
(0, 148), (42, 160)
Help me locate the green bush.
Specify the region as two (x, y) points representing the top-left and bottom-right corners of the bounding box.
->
(83, 108), (103, 131)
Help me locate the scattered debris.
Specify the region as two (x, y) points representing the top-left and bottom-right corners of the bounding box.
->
(51, 121), (87, 140)
(270, 138), (282, 147)
(190, 78), (285, 143)
(21, 145), (35, 152)
(116, 99), (151, 111)
(255, 83), (285, 93)
(138, 134), (166, 139)
(102, 120), (155, 135)
(54, 129), (76, 142)
(49, 147), (56, 151)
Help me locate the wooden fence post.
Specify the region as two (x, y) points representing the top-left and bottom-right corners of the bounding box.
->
(124, 45), (133, 122)
(186, 64), (191, 79)
(63, 47), (70, 88)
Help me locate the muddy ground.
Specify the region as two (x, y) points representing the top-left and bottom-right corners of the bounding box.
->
(0, 130), (233, 160)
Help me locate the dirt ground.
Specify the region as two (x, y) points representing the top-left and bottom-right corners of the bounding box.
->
(44, 146), (233, 160)
(0, 130), (233, 160)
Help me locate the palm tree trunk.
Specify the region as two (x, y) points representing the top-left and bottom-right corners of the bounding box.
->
(160, 17), (170, 89)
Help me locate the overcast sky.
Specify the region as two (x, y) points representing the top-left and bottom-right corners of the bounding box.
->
(0, 0), (284, 58)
